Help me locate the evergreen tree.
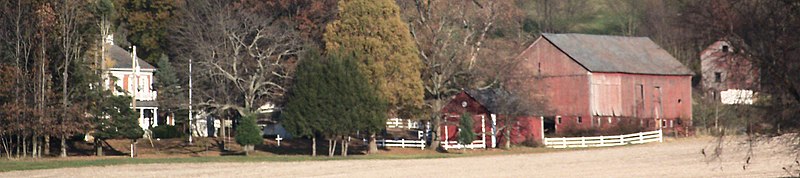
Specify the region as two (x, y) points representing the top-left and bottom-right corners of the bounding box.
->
(282, 49), (386, 156)
(282, 49), (325, 156)
(323, 0), (424, 154)
(323, 0), (425, 116)
(153, 54), (182, 125)
(235, 112), (262, 155)
(458, 112), (476, 146)
(92, 95), (143, 156)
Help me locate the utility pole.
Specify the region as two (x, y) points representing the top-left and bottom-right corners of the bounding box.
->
(131, 46), (137, 112)
(188, 58), (193, 144)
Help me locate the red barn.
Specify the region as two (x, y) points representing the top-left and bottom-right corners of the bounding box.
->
(440, 89), (544, 148)
(517, 33), (694, 136)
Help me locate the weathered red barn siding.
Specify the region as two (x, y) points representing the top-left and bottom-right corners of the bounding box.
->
(518, 34), (693, 136)
(496, 116), (543, 144)
(592, 73), (693, 132)
(440, 92), (493, 147)
(519, 37), (593, 129)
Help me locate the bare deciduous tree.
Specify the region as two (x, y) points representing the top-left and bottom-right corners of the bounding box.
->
(171, 0), (303, 117)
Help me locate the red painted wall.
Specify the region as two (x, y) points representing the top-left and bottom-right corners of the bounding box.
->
(518, 36), (693, 136)
(496, 116), (543, 144)
(518, 37), (592, 129)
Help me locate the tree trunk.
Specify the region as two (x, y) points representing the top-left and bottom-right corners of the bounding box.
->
(22, 135), (26, 158)
(504, 127), (511, 150)
(328, 139), (337, 157)
(340, 137), (346, 157)
(95, 139), (104, 156)
(428, 116), (441, 150)
(311, 137), (316, 156)
(60, 135), (67, 157)
(368, 133), (378, 154)
(32, 134), (37, 158)
(244, 144), (253, 156)
(44, 135), (50, 156)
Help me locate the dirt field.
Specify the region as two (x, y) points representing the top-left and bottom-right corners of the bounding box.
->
(3, 136), (798, 178)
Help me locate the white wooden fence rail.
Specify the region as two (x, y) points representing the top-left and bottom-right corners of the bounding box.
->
(377, 139), (426, 150)
(440, 140), (486, 150)
(386, 118), (419, 129)
(544, 129), (663, 148)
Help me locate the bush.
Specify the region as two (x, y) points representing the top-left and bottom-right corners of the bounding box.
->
(458, 113), (476, 145)
(236, 113), (263, 146)
(520, 137), (541, 147)
(151, 125), (183, 139)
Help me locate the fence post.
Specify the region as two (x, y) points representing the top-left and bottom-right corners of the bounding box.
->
(639, 133), (643, 143)
(444, 125), (449, 147)
(599, 136), (604, 146)
(581, 137), (586, 147)
(401, 138), (405, 148)
(562, 137), (567, 148)
(619, 135), (624, 144)
(658, 129), (663, 143)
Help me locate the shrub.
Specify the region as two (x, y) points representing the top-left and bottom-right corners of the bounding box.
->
(520, 137), (541, 147)
(458, 113), (476, 145)
(151, 125), (183, 139)
(236, 113), (263, 155)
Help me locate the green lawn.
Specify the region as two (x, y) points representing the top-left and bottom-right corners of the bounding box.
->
(0, 146), (562, 172)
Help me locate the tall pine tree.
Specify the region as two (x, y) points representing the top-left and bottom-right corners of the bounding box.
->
(323, 0), (424, 153)
(282, 49), (386, 156)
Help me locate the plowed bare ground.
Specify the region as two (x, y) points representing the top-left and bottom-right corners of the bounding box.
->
(3, 135), (797, 178)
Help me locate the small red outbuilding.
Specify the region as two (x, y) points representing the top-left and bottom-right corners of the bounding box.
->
(440, 89), (544, 148)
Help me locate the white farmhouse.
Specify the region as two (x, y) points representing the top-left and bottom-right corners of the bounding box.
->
(103, 41), (170, 131)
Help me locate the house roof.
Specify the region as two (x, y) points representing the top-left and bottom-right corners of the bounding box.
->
(541, 33), (694, 75)
(464, 89), (509, 113)
(109, 45), (156, 70)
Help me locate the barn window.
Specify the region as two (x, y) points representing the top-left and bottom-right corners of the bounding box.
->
(669, 120), (674, 128)
(722, 45), (729, 52)
(678, 99), (682, 103)
(461, 101), (468, 108)
(596, 118), (601, 126)
(577, 117), (583, 123)
(538, 62), (542, 74)
(557, 116), (562, 124)
(608, 117), (613, 124)
(661, 120), (667, 128)
(715, 72), (722, 82)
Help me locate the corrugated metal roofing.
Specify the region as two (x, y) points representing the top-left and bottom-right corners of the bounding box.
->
(465, 88), (508, 113)
(109, 45), (156, 70)
(542, 33), (693, 75)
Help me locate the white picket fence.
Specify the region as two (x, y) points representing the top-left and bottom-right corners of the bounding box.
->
(377, 139), (426, 150)
(440, 140), (486, 150)
(386, 118), (419, 129)
(544, 129), (663, 148)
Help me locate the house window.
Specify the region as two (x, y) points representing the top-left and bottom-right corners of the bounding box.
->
(715, 72), (722, 82)
(577, 117), (582, 123)
(557, 116), (562, 124)
(722, 45), (729, 52)
(461, 101), (468, 108)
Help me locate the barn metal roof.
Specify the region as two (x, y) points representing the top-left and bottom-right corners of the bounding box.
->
(542, 33), (693, 75)
(465, 88), (508, 113)
(109, 45), (156, 70)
